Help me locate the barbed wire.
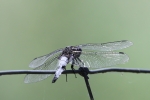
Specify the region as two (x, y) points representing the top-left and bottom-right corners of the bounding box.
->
(0, 67), (150, 76)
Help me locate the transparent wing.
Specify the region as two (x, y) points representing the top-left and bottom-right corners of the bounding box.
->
(78, 40), (133, 51)
(72, 51), (129, 70)
(29, 49), (63, 68)
(24, 53), (61, 83)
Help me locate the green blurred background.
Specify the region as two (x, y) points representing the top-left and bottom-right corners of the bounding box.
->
(0, 0), (150, 100)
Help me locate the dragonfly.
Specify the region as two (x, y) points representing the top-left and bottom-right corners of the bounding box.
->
(24, 40), (133, 83)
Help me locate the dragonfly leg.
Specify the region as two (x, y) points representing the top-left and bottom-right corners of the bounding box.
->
(71, 64), (77, 78)
(77, 58), (84, 67)
(64, 67), (67, 82)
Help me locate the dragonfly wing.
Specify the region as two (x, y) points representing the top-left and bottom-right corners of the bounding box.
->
(29, 49), (63, 68)
(24, 52), (61, 83)
(73, 51), (129, 70)
(78, 40), (133, 51)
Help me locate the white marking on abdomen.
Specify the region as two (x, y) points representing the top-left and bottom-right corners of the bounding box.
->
(55, 56), (68, 78)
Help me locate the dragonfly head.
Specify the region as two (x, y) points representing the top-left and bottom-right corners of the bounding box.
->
(71, 46), (82, 58)
(63, 46), (82, 58)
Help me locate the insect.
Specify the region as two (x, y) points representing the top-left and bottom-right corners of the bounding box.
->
(24, 40), (133, 83)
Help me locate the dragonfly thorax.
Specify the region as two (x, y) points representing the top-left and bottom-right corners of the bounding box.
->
(62, 46), (82, 58)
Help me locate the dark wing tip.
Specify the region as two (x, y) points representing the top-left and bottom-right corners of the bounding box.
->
(119, 52), (124, 54)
